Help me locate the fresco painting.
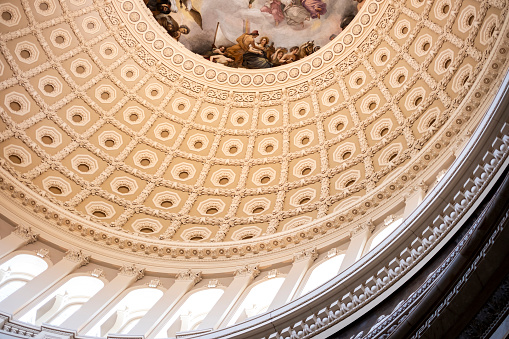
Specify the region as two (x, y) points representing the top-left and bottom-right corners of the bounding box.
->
(145, 0), (366, 69)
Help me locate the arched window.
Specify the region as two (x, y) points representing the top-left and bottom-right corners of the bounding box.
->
(299, 254), (345, 297)
(228, 278), (285, 326)
(369, 218), (404, 251)
(19, 276), (104, 326)
(156, 288), (224, 338)
(87, 288), (163, 337)
(0, 254), (48, 302)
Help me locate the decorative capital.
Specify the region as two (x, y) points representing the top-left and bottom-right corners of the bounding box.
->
(148, 278), (162, 288)
(293, 247), (319, 263)
(36, 248), (50, 258)
(64, 249), (90, 267)
(90, 268), (104, 278)
(176, 269), (202, 285)
(267, 269), (279, 279)
(403, 181), (429, 200)
(208, 279), (219, 288)
(119, 264), (145, 281)
(13, 225), (38, 244)
(350, 220), (374, 237)
(234, 264), (260, 279)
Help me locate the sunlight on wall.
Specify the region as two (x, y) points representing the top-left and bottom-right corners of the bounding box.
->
(0, 254), (48, 302)
(87, 288), (163, 337)
(299, 254), (345, 297)
(20, 276), (104, 326)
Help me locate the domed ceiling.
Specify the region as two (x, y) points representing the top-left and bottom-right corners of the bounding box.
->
(0, 0), (504, 264)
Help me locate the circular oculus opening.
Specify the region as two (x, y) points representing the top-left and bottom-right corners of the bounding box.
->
(140, 158), (151, 166)
(76, 65), (86, 74)
(380, 127), (389, 137)
(194, 141), (203, 149)
(1, 11), (12, 21)
(104, 139), (115, 147)
(260, 176), (271, 184)
(242, 235), (254, 240)
(299, 197), (311, 205)
(428, 118), (436, 128)
(444, 58), (452, 69)
(467, 15), (474, 26)
(39, 2), (49, 10)
(229, 146), (238, 154)
(151, 89), (158, 96)
(219, 177), (229, 185)
(48, 186), (62, 195)
(342, 151), (352, 160)
(345, 179), (356, 187)
(160, 200), (173, 208)
(369, 102), (377, 110)
(55, 35), (65, 44)
(160, 130), (170, 138)
(117, 186), (130, 194)
(423, 42), (431, 51)
(72, 114), (83, 122)
(299, 108), (307, 116)
(388, 153), (398, 162)
(9, 101), (21, 111)
(253, 207), (264, 214)
(77, 163), (90, 172)
(100, 91), (110, 100)
(190, 236), (203, 241)
(328, 96), (336, 103)
(44, 84), (54, 93)
(207, 113), (215, 120)
(302, 167), (312, 175)
(401, 26), (409, 34)
(398, 74), (406, 83)
(87, 22), (95, 30)
(129, 113), (138, 121)
(237, 117), (244, 124)
(140, 228), (154, 233)
(104, 48), (113, 55)
(177, 103), (185, 111)
(179, 171), (189, 179)
(265, 144), (274, 153)
(381, 54), (388, 62)
(206, 207), (218, 215)
(8, 155), (22, 164)
(20, 49), (31, 59)
(126, 70), (134, 78)
(92, 210), (106, 218)
(442, 4), (450, 14)
(41, 135), (53, 145)
(414, 96), (423, 106)
(267, 115), (276, 123)
(301, 137), (310, 145)
(336, 122), (345, 131)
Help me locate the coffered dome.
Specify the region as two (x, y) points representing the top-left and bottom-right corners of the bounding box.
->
(0, 0), (509, 337)
(1, 0), (504, 268)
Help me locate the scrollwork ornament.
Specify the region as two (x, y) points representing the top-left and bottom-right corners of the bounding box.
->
(119, 264), (145, 280)
(13, 225), (38, 244)
(64, 249), (90, 267)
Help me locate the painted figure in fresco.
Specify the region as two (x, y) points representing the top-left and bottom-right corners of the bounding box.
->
(271, 48), (287, 66)
(225, 30), (261, 67)
(301, 0), (327, 19)
(280, 46), (300, 63)
(261, 0), (285, 26)
(242, 36), (273, 68)
(296, 40), (314, 59)
(155, 12), (190, 41)
(210, 54), (234, 65)
(281, 0), (311, 28)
